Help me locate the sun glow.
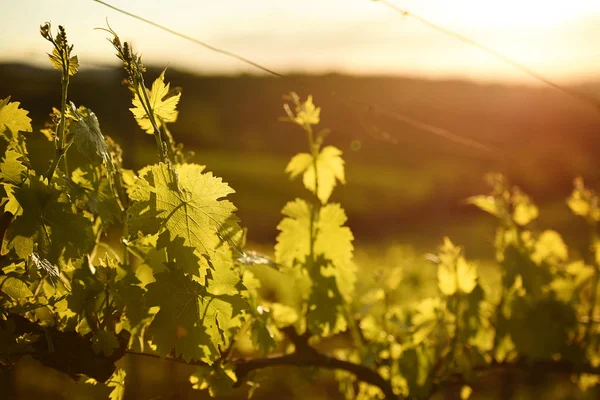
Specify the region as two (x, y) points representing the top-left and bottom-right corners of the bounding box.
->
(0, 0), (598, 82)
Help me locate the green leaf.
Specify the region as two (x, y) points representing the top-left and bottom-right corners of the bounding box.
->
(460, 385), (473, 400)
(47, 48), (79, 76)
(292, 146), (345, 204)
(398, 346), (434, 397)
(315, 203), (354, 269)
(577, 374), (600, 392)
(108, 369), (126, 400)
(0, 276), (33, 300)
(275, 199), (356, 298)
(67, 258), (114, 332)
(549, 261), (594, 302)
(566, 178), (599, 220)
(512, 192), (538, 226)
(276, 200), (353, 267)
(189, 364), (236, 397)
(293, 95), (320, 126)
(275, 199), (355, 335)
(411, 298), (443, 344)
(68, 165), (122, 226)
(567, 194), (590, 217)
(307, 260), (348, 335)
(200, 292), (246, 357)
(109, 274), (149, 332)
(467, 195), (500, 217)
(501, 245), (552, 297)
(91, 330), (119, 356)
(274, 199), (311, 266)
(508, 297), (577, 359)
(69, 104), (114, 172)
(145, 269), (210, 361)
(1, 149), (27, 185)
(0, 97), (32, 138)
(531, 230), (568, 265)
(130, 69), (181, 134)
(127, 163), (240, 278)
(285, 153), (312, 179)
(250, 312), (276, 355)
(67, 56), (79, 76)
(3, 176), (94, 263)
(437, 238), (477, 296)
(145, 269), (245, 362)
(205, 250), (244, 296)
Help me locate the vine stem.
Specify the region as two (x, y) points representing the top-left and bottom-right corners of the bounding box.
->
(306, 125), (320, 264)
(133, 70), (168, 163)
(126, 326), (398, 400)
(46, 48), (71, 183)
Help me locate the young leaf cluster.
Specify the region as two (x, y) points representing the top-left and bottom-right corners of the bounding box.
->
(3, 23), (600, 400)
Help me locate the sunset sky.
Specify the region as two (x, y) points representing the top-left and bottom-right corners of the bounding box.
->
(1, 0), (599, 83)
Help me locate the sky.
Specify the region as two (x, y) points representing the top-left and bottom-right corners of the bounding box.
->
(1, 0), (599, 83)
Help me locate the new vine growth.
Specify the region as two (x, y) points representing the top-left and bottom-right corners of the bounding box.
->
(1, 23), (600, 400)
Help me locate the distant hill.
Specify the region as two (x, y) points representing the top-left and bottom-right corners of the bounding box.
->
(2, 63), (600, 253)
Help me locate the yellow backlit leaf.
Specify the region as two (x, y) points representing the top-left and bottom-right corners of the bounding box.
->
(0, 97), (32, 138)
(294, 95), (320, 126)
(460, 385), (473, 400)
(130, 69), (181, 134)
(532, 230), (568, 264)
(467, 195), (499, 217)
(437, 238), (477, 295)
(513, 202), (538, 226)
(304, 146), (345, 204)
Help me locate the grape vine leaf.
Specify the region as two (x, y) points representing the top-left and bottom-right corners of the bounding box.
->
(307, 259), (348, 335)
(48, 48), (79, 76)
(145, 269), (212, 361)
(275, 200), (355, 334)
(108, 369), (126, 400)
(276, 200), (353, 267)
(1, 149), (27, 185)
(567, 178), (599, 220)
(275, 199), (311, 265)
(242, 270), (277, 354)
(275, 200), (356, 297)
(274, 199), (311, 266)
(437, 238), (477, 296)
(0, 97), (32, 138)
(110, 274), (148, 332)
(461, 385), (473, 400)
(130, 69), (181, 134)
(411, 298), (443, 345)
(127, 163), (241, 277)
(190, 364), (236, 397)
(0, 276), (33, 300)
(250, 312), (276, 354)
(466, 195), (500, 217)
(508, 297), (577, 359)
(285, 146), (345, 204)
(512, 192), (538, 226)
(293, 95), (320, 126)
(67, 165), (121, 226)
(550, 261), (594, 302)
(531, 230), (568, 265)
(92, 330), (119, 356)
(145, 268), (245, 363)
(3, 176), (94, 263)
(315, 203), (354, 281)
(69, 104), (113, 172)
(285, 153), (312, 180)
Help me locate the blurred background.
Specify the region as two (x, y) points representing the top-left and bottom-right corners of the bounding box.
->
(1, 0), (600, 398)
